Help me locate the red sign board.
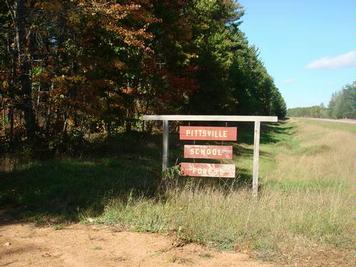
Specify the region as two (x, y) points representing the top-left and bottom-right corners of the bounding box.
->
(180, 163), (235, 178)
(180, 126), (237, 141)
(184, 145), (233, 159)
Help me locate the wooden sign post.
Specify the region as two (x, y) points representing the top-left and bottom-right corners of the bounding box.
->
(162, 120), (169, 171)
(142, 115), (278, 197)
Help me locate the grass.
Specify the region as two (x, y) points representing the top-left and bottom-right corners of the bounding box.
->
(94, 119), (354, 265)
(0, 118), (354, 266)
(0, 132), (162, 221)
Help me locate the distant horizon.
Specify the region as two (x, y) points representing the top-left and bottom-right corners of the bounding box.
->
(238, 0), (355, 109)
(286, 90), (334, 109)
(287, 103), (327, 109)
(286, 82), (353, 109)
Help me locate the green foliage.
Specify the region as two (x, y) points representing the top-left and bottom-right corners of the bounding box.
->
(328, 82), (355, 119)
(0, 0), (286, 146)
(288, 104), (329, 118)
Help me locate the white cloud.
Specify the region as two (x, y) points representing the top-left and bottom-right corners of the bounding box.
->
(306, 51), (356, 69)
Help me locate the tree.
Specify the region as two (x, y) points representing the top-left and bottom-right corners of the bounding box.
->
(287, 82), (355, 119)
(0, 0), (288, 150)
(0, 0), (155, 140)
(328, 83), (355, 119)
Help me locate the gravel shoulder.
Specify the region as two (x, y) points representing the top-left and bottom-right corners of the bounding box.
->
(0, 223), (272, 267)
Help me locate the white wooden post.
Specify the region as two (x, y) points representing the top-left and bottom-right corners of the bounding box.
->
(162, 120), (169, 172)
(252, 121), (261, 197)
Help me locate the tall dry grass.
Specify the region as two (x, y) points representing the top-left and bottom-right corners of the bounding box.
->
(268, 119), (354, 187)
(91, 119), (354, 266)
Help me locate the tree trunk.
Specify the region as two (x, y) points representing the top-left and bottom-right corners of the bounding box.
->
(9, 108), (14, 142)
(15, 0), (36, 140)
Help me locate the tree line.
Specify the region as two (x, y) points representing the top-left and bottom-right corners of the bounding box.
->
(287, 82), (355, 119)
(0, 0), (286, 150)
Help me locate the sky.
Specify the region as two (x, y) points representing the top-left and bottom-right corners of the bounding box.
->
(237, 0), (355, 108)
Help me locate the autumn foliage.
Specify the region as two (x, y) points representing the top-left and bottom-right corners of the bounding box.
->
(0, 0), (286, 150)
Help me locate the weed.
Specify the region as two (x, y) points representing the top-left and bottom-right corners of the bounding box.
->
(53, 223), (65, 230)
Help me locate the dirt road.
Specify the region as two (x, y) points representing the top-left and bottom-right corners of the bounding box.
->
(0, 223), (272, 267)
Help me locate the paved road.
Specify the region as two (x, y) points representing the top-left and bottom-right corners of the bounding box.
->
(297, 117), (356, 124)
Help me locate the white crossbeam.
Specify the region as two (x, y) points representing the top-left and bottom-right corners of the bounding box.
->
(143, 115), (278, 122)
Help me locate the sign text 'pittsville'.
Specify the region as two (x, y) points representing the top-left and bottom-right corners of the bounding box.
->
(180, 126), (237, 141)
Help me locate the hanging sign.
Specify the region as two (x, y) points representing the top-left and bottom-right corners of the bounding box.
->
(180, 163), (235, 178)
(184, 145), (233, 159)
(179, 126), (237, 141)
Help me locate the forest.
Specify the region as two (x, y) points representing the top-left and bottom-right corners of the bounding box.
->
(0, 2), (354, 266)
(287, 82), (355, 119)
(0, 0), (286, 152)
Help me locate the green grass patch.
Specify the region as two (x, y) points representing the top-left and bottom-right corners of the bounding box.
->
(0, 119), (353, 265)
(95, 188), (353, 255)
(264, 179), (347, 191)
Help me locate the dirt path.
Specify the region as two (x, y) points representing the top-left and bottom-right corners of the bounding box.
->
(0, 223), (272, 267)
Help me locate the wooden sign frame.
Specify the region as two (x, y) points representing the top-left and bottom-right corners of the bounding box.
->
(142, 115), (278, 197)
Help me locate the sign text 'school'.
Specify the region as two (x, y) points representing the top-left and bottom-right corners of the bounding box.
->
(184, 145), (233, 159)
